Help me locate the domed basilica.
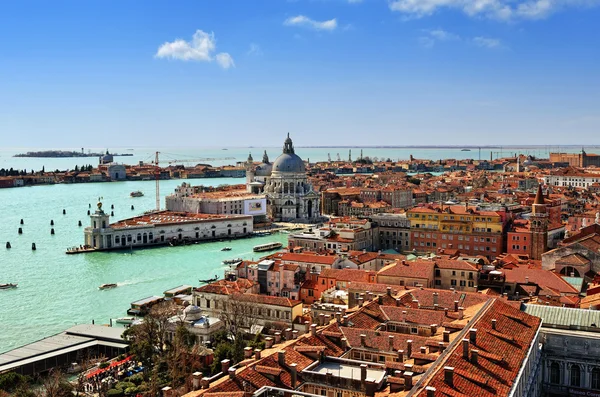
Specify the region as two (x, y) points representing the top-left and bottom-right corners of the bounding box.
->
(246, 134), (320, 222)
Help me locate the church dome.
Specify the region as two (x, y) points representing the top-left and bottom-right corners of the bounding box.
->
(255, 150), (273, 176)
(183, 305), (202, 321)
(272, 134), (305, 173)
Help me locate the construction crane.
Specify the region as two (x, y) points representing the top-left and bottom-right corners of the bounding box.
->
(150, 152), (236, 212)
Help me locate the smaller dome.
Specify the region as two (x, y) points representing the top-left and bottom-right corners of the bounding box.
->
(255, 163), (273, 177)
(183, 305), (202, 321)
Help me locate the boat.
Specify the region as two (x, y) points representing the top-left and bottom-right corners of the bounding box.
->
(461, 149), (471, 151)
(253, 242), (283, 252)
(99, 283), (117, 290)
(222, 258), (243, 265)
(221, 247), (232, 251)
(115, 317), (136, 325)
(130, 191), (144, 197)
(199, 275), (219, 284)
(0, 283), (17, 290)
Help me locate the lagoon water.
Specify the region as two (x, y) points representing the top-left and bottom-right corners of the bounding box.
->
(0, 144), (595, 353)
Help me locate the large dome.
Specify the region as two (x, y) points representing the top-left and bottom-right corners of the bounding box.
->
(272, 133), (305, 173)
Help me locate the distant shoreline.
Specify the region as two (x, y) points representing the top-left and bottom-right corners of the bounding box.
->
(14, 150), (134, 158)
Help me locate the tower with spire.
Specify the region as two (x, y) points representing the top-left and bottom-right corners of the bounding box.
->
(530, 184), (548, 260)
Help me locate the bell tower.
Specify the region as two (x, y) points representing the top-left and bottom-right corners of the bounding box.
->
(530, 185), (548, 260)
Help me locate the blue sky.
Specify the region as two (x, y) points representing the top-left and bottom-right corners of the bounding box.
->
(0, 0), (598, 147)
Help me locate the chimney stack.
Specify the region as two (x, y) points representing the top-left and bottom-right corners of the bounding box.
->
(492, 319), (497, 330)
(397, 349), (404, 362)
(254, 349), (262, 360)
(471, 349), (479, 365)
(388, 335), (395, 351)
(221, 359), (231, 374)
(469, 328), (477, 345)
(407, 340), (413, 358)
(358, 296), (364, 307)
(360, 334), (367, 347)
(387, 286), (392, 296)
(342, 315), (349, 325)
(454, 300), (459, 311)
(396, 298), (402, 307)
(378, 295), (383, 304)
(443, 330), (450, 343)
(462, 339), (469, 359)
(244, 346), (254, 358)
(360, 364), (368, 383)
(426, 386), (436, 397)
(402, 310), (407, 322)
(438, 342), (446, 352)
(433, 292), (439, 306)
(458, 307), (464, 319)
(311, 323), (317, 336)
(228, 367), (236, 380)
(420, 346), (427, 354)
(278, 350), (286, 367)
(444, 367), (454, 387)
(403, 372), (414, 390)
(290, 363), (297, 388)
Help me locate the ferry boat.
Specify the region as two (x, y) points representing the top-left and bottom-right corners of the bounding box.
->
(0, 283), (17, 290)
(222, 258), (243, 265)
(99, 283), (117, 290)
(130, 191), (144, 197)
(253, 242), (283, 252)
(115, 317), (136, 325)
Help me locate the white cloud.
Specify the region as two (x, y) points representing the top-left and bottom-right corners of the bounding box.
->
(348, 0), (363, 3)
(428, 28), (460, 41)
(284, 15), (338, 31)
(155, 29), (234, 69)
(388, 0), (600, 20)
(473, 36), (502, 48)
(247, 43), (262, 56)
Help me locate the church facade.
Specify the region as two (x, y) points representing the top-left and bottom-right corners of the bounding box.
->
(246, 134), (320, 223)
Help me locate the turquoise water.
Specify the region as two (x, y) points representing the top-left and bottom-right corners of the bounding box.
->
(0, 177), (287, 353)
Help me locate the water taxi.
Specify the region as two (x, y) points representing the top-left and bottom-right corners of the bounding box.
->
(130, 191), (144, 197)
(99, 283), (118, 290)
(253, 242), (283, 252)
(222, 258), (243, 265)
(0, 283), (18, 290)
(115, 317), (136, 325)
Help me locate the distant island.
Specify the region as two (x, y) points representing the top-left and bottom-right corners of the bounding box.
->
(14, 150), (133, 158)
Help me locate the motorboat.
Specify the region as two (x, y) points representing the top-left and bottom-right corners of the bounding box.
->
(130, 191), (144, 197)
(99, 283), (118, 290)
(115, 317), (136, 325)
(0, 283), (17, 290)
(221, 247), (232, 251)
(199, 275), (219, 284)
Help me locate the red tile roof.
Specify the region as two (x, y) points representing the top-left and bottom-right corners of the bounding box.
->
(378, 260), (435, 280)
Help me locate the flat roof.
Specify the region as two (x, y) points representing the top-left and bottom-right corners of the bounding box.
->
(164, 285), (193, 294)
(111, 211), (251, 229)
(65, 324), (125, 343)
(523, 304), (600, 331)
(131, 296), (164, 306)
(310, 362), (385, 383)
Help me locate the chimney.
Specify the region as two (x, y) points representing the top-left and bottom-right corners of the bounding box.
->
(443, 330), (450, 343)
(319, 313), (325, 326)
(378, 295), (383, 305)
(397, 349), (404, 362)
(228, 367), (236, 379)
(366, 291), (372, 301)
(221, 359), (231, 374)
(454, 300), (459, 311)
(311, 323), (317, 336)
(430, 324), (437, 335)
(407, 340), (413, 357)
(274, 332), (282, 343)
(396, 298), (402, 307)
(438, 342), (446, 352)
(292, 329), (299, 339)
(200, 377), (210, 389)
(412, 299), (420, 308)
(388, 335), (395, 351)
(471, 349), (479, 365)
(360, 364), (368, 383)
(492, 319), (497, 330)
(358, 296), (364, 307)
(444, 367), (454, 387)
(469, 328), (477, 345)
(444, 308), (449, 317)
(433, 292), (439, 306)
(254, 349), (262, 360)
(335, 312), (342, 323)
(387, 286), (392, 296)
(458, 307), (464, 319)
(192, 372), (202, 390)
(525, 276), (529, 284)
(244, 346), (254, 358)
(420, 346), (427, 354)
(462, 339), (469, 359)
(403, 372), (414, 391)
(360, 334), (367, 347)
(402, 310), (407, 322)
(342, 315), (349, 325)
(285, 328), (293, 340)
(265, 337), (274, 349)
(278, 350), (286, 367)
(426, 386), (436, 397)
(290, 363), (298, 388)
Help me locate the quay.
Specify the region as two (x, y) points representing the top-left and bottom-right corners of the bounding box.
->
(0, 324), (128, 376)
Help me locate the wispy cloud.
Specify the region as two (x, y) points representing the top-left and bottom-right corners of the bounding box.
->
(348, 0), (363, 3)
(247, 43), (262, 56)
(419, 28), (460, 47)
(473, 36), (502, 48)
(284, 15), (338, 31)
(155, 30), (234, 69)
(389, 0), (600, 21)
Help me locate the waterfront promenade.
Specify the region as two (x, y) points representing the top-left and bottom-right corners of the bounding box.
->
(0, 177), (287, 353)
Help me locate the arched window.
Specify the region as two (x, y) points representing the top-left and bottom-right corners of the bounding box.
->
(550, 362), (561, 384)
(137, 233), (142, 241)
(115, 236), (120, 244)
(571, 364), (581, 386)
(149, 232), (153, 241)
(592, 368), (600, 389)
